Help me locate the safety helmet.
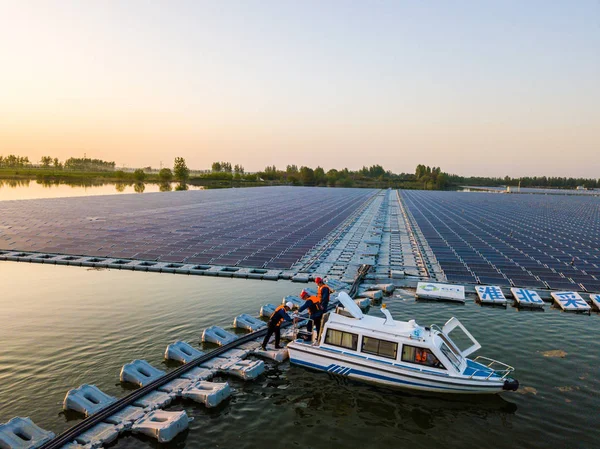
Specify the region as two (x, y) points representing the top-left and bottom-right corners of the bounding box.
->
(314, 277), (323, 284)
(285, 301), (294, 309)
(300, 290), (309, 299)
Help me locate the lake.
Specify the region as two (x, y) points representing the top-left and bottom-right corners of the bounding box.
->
(0, 261), (598, 449)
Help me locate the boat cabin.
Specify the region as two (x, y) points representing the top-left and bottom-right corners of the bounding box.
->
(316, 293), (482, 377)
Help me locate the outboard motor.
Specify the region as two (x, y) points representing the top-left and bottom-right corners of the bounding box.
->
(503, 378), (519, 391)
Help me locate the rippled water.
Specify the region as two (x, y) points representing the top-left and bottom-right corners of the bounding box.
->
(1, 262), (598, 449)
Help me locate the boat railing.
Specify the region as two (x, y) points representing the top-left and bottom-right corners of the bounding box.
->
(430, 324), (443, 334)
(470, 356), (514, 380)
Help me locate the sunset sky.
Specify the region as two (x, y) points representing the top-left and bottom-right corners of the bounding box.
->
(0, 1), (598, 177)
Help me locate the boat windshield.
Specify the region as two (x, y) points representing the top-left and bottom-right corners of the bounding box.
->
(440, 342), (462, 372)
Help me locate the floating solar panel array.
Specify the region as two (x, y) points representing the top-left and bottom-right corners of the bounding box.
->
(400, 191), (600, 293)
(0, 187), (376, 270)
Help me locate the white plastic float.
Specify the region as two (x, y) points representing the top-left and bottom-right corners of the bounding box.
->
(254, 347), (289, 362)
(282, 295), (303, 308)
(510, 288), (545, 308)
(590, 294), (600, 311)
(164, 341), (204, 364)
(73, 422), (119, 448)
(220, 348), (250, 359)
(120, 360), (165, 387)
(180, 367), (216, 382)
(104, 406), (146, 431)
(131, 410), (189, 443)
(233, 314), (266, 331)
(201, 326), (238, 346)
(133, 390), (175, 411)
(63, 384), (116, 417)
(259, 304), (276, 317)
(354, 297), (371, 309)
(181, 381), (231, 407)
(551, 291), (591, 312)
(361, 283), (395, 294)
(475, 286), (508, 306)
(325, 279), (349, 291)
(158, 378), (193, 395)
(0, 417), (55, 449)
(415, 282), (466, 303)
(201, 357), (265, 380)
(61, 442), (92, 449)
(357, 289), (383, 300)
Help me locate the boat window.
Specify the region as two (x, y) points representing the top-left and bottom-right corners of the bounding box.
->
(401, 345), (445, 369)
(440, 343), (462, 371)
(324, 329), (358, 350)
(361, 337), (398, 359)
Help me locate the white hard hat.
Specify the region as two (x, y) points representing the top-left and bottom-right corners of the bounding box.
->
(285, 301), (294, 309)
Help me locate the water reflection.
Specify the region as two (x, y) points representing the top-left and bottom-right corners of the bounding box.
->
(0, 179), (206, 201)
(0, 178), (31, 188)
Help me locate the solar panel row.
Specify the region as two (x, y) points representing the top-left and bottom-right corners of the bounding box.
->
(0, 187), (377, 270)
(402, 190), (600, 292)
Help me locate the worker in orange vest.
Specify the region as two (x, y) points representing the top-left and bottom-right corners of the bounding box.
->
(299, 289), (324, 338)
(261, 302), (295, 350)
(314, 277), (332, 312)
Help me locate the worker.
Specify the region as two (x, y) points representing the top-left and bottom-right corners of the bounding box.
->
(299, 289), (324, 338)
(315, 277), (332, 312)
(261, 302), (295, 351)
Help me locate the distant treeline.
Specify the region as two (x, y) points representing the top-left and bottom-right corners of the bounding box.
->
(449, 174), (599, 189)
(198, 162), (448, 189)
(0, 154), (116, 171)
(2, 153), (598, 190)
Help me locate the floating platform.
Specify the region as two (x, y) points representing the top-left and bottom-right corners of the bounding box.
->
(415, 282), (465, 303)
(120, 360), (165, 387)
(133, 390), (175, 411)
(73, 422), (119, 448)
(510, 288), (545, 308)
(475, 286), (508, 306)
(259, 304), (277, 317)
(551, 291), (591, 312)
(181, 381), (231, 408)
(131, 410), (189, 443)
(202, 326), (238, 346)
(165, 341), (204, 364)
(104, 405), (146, 431)
(0, 417), (55, 449)
(233, 314), (266, 331)
(63, 385), (116, 417)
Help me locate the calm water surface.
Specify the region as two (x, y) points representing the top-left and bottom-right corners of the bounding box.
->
(1, 262), (598, 449)
(0, 180), (204, 201)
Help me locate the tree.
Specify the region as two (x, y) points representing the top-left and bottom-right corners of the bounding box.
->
(299, 166), (315, 185)
(159, 168), (173, 181)
(221, 162), (232, 173)
(286, 164), (298, 174)
(211, 162), (222, 172)
(134, 168), (146, 182)
(53, 158), (62, 169)
(234, 164), (244, 174)
(40, 156), (52, 168)
(314, 166), (326, 185)
(174, 157), (189, 182)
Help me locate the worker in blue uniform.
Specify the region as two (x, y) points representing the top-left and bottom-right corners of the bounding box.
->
(299, 289), (324, 338)
(261, 301), (295, 350)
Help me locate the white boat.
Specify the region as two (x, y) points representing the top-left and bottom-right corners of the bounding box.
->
(288, 293), (519, 394)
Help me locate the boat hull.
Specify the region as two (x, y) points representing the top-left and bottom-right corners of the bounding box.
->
(288, 342), (508, 394)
